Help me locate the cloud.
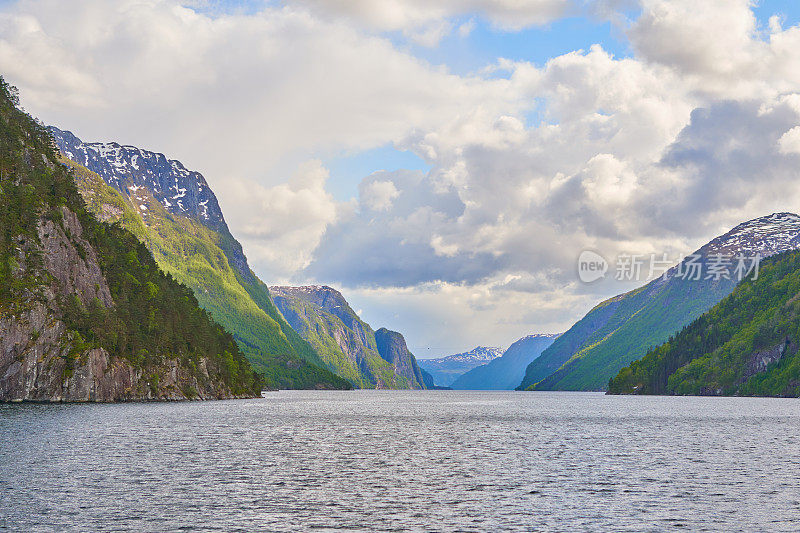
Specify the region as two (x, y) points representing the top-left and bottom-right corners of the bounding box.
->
(628, 0), (800, 100)
(224, 160), (339, 277)
(292, 0), (571, 35)
(360, 179), (400, 211)
(0, 0), (532, 277)
(778, 126), (800, 155)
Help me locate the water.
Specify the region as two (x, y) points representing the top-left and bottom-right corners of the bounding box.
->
(1, 391), (799, 532)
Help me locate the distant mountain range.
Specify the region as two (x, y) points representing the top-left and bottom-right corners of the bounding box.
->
(270, 285), (429, 389)
(50, 127), (351, 390)
(418, 346), (503, 386)
(519, 213), (800, 392)
(451, 334), (558, 390)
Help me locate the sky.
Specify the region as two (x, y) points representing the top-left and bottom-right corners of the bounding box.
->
(3, 0), (800, 358)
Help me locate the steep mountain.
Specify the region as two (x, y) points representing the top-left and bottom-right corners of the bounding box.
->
(270, 285), (427, 389)
(0, 78), (261, 401)
(451, 334), (557, 390)
(418, 346), (503, 387)
(608, 249), (800, 397)
(519, 213), (800, 392)
(50, 127), (349, 390)
(374, 328), (428, 388)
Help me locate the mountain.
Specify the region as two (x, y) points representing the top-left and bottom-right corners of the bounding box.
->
(49, 127), (350, 390)
(418, 346), (503, 387)
(270, 285), (427, 389)
(518, 213), (800, 392)
(451, 335), (558, 390)
(608, 249), (800, 397)
(374, 328), (429, 388)
(0, 78), (261, 401)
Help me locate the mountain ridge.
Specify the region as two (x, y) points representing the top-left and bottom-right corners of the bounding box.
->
(51, 127), (350, 390)
(451, 334), (558, 390)
(270, 285), (428, 389)
(519, 212), (800, 392)
(418, 346), (503, 387)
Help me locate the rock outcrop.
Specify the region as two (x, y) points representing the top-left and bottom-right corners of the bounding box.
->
(374, 328), (427, 389)
(0, 210), (255, 402)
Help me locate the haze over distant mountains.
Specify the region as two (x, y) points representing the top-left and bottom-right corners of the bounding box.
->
(451, 334), (558, 390)
(418, 346), (502, 387)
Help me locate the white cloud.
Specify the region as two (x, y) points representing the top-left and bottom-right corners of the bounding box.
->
(628, 0), (800, 100)
(778, 126), (800, 155)
(225, 160), (339, 277)
(292, 0), (571, 34)
(360, 179), (400, 211)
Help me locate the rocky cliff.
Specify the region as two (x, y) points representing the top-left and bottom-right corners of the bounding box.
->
(0, 77), (261, 401)
(374, 328), (427, 389)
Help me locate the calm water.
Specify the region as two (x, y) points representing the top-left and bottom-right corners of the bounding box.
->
(1, 391), (800, 532)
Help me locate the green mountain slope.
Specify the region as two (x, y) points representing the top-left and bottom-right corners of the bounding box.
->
(527, 276), (730, 391)
(270, 285), (427, 389)
(519, 213), (800, 392)
(0, 77), (261, 400)
(608, 250), (800, 397)
(63, 157), (350, 390)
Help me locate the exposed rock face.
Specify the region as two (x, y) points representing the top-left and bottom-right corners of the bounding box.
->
(1, 209), (251, 402)
(374, 328), (426, 389)
(38, 207), (113, 307)
(50, 128), (226, 231)
(270, 285), (427, 389)
(736, 340), (790, 386)
(0, 302), (240, 401)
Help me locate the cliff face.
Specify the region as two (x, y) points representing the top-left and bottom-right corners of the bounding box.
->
(270, 285), (427, 389)
(1, 210), (251, 402)
(374, 328), (426, 389)
(0, 78), (261, 401)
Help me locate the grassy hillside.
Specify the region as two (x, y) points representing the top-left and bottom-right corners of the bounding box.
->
(608, 250), (800, 396)
(67, 159), (350, 390)
(528, 276), (732, 391)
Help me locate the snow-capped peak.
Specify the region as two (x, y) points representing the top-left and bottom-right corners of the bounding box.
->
(700, 212), (800, 258)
